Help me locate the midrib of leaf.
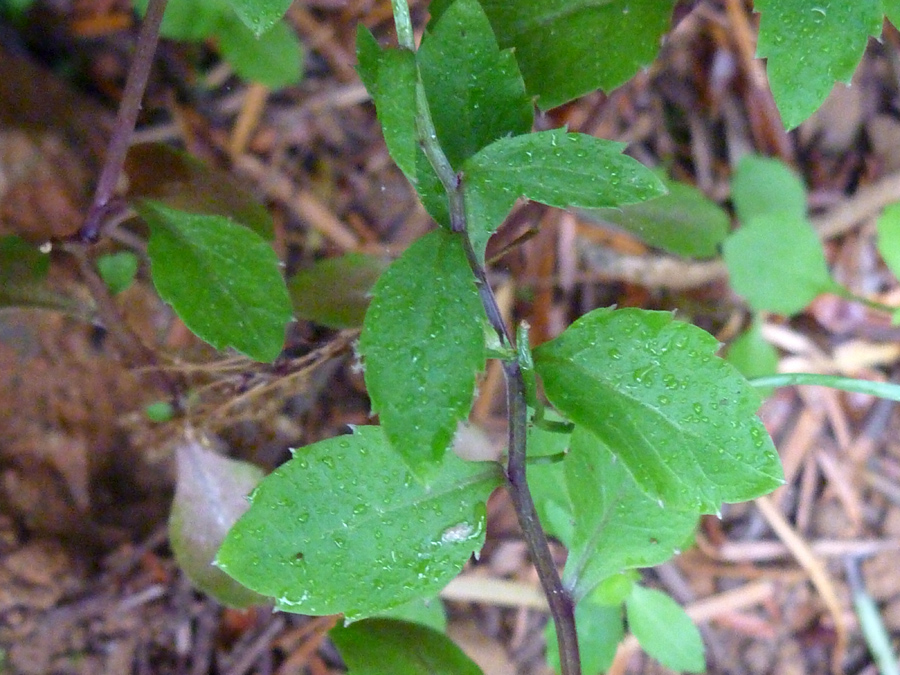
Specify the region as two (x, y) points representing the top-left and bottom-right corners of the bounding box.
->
(488, 162), (626, 184)
(291, 463), (500, 536)
(503, 0), (616, 38)
(543, 353), (776, 502)
(375, 263), (475, 410)
(161, 220), (270, 321)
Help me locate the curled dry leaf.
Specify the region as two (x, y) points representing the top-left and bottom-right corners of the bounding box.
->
(168, 435), (269, 608)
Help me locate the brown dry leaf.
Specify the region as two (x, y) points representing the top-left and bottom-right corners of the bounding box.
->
(448, 620), (518, 675)
(0, 129), (89, 241)
(799, 82), (865, 154)
(867, 114), (900, 172)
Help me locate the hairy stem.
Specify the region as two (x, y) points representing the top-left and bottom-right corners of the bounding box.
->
(391, 3), (581, 672)
(78, 0), (168, 242)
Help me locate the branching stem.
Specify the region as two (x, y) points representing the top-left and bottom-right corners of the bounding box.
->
(67, 0), (183, 405)
(390, 3), (581, 672)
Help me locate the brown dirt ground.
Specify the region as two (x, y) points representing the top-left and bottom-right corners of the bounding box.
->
(4, 1), (900, 673)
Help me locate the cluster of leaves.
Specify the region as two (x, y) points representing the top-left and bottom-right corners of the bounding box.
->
(133, 0), (302, 88)
(596, 151), (900, 387)
(212, 1), (786, 672)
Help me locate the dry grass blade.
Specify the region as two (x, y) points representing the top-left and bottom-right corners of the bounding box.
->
(755, 495), (847, 675)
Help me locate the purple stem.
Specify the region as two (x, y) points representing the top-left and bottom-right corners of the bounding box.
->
(78, 0), (168, 242)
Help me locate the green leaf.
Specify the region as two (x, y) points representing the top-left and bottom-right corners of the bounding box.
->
(330, 619), (484, 675)
(355, 27), (419, 181)
(359, 230), (485, 479)
(429, 0), (676, 109)
(527, 459), (574, 547)
(518, 326), (540, 409)
(731, 155), (807, 223)
(581, 177), (729, 259)
(138, 201), (292, 362)
(125, 143), (274, 241)
(726, 156), (832, 314)
(0, 236), (49, 284)
(877, 202), (900, 279)
(887, 0), (900, 29)
(562, 426), (699, 600)
(145, 401), (175, 422)
(756, 0), (882, 129)
(216, 426), (502, 619)
(133, 0), (227, 41)
(589, 571), (637, 606)
(168, 438), (268, 608)
(355, 24), (381, 94)
(378, 597), (447, 632)
(546, 597), (622, 675)
(532, 307), (783, 512)
(1, 0), (34, 21)
(723, 211), (836, 315)
(418, 0), (533, 170)
(288, 253), (387, 328)
(415, 148), (451, 227)
(227, 0), (292, 36)
(217, 18), (303, 89)
(526, 409), (575, 545)
(464, 129), (666, 261)
(97, 252), (139, 296)
(726, 319), (779, 386)
(0, 236), (86, 315)
(626, 585), (705, 673)
(376, 50), (420, 181)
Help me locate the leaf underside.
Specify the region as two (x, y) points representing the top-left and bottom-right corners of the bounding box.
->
(582, 177), (729, 259)
(288, 253), (388, 328)
(626, 585), (705, 673)
(563, 426), (699, 600)
(331, 618), (484, 675)
(168, 439), (268, 608)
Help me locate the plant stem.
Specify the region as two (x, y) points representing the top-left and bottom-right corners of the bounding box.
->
(831, 284), (898, 315)
(844, 556), (900, 675)
(77, 0), (168, 242)
(64, 244), (184, 406)
(64, 0), (183, 407)
(391, 0), (415, 50)
(750, 372), (900, 402)
(390, 3), (581, 671)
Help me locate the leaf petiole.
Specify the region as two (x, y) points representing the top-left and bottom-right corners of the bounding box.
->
(525, 452), (567, 466)
(533, 418), (575, 435)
